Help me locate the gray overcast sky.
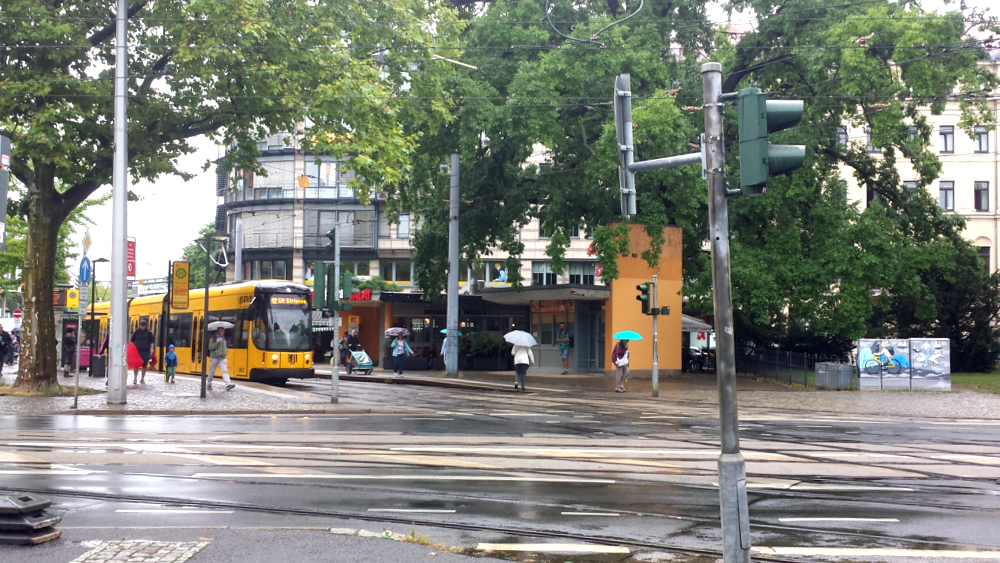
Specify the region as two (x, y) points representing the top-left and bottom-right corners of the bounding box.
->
(72, 0), (993, 284)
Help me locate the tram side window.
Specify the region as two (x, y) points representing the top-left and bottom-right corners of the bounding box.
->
(210, 309), (245, 349)
(174, 314), (192, 348)
(251, 299), (269, 350)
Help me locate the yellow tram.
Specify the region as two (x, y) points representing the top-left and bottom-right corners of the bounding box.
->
(88, 281), (315, 385)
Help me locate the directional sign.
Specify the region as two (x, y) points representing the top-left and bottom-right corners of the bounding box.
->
(79, 256), (91, 285)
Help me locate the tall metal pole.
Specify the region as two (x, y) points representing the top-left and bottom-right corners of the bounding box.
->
(702, 62), (751, 562)
(445, 153), (460, 377)
(331, 224), (340, 404)
(200, 237), (211, 399)
(651, 275), (659, 397)
(89, 264), (97, 377)
(107, 0), (129, 405)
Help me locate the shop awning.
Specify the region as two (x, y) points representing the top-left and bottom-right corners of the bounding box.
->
(682, 314), (713, 332)
(479, 284), (610, 306)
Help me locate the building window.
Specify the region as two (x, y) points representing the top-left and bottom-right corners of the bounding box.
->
(379, 260), (412, 285)
(836, 127), (848, 146)
(974, 126), (989, 153)
(939, 181), (954, 211)
(979, 247), (991, 276)
(939, 125), (954, 153)
(340, 261), (371, 276)
(903, 181), (918, 191)
(397, 214), (410, 239)
(242, 260), (291, 281)
(531, 262), (558, 285)
(975, 181), (990, 212)
(866, 128), (880, 153)
(568, 262), (595, 285)
(571, 225), (581, 238)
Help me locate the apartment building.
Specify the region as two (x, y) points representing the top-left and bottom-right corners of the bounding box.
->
(841, 59), (1000, 272)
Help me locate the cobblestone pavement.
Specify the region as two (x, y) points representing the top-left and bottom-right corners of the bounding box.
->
(69, 541), (208, 563)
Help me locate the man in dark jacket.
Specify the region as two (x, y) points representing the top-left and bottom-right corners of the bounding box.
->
(62, 328), (77, 377)
(345, 329), (360, 374)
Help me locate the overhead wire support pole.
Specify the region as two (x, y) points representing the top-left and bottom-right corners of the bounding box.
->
(332, 224), (340, 404)
(446, 153), (460, 378)
(107, 0), (129, 405)
(651, 275), (658, 398)
(702, 62), (751, 563)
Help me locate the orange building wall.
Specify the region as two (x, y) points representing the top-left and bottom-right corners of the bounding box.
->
(335, 305), (382, 362)
(605, 224), (683, 375)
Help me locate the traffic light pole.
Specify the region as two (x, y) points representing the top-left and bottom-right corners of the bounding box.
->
(445, 153), (460, 378)
(651, 275), (658, 398)
(703, 62), (751, 563)
(332, 224), (340, 404)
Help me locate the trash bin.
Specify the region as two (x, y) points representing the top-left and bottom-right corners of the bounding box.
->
(90, 355), (106, 378)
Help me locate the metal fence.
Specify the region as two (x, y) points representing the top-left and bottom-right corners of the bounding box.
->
(736, 348), (855, 388)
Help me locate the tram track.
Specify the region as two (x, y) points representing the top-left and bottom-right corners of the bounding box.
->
(10, 484), (993, 563)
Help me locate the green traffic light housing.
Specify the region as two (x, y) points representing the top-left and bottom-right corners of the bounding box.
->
(325, 229), (337, 254)
(340, 272), (360, 311)
(636, 282), (651, 315)
(313, 263), (326, 310)
(737, 87), (806, 196)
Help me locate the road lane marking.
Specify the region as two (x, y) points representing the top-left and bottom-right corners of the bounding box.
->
(367, 509), (456, 514)
(191, 473), (615, 483)
(561, 512), (620, 516)
(115, 510), (234, 514)
(778, 517), (900, 523)
(401, 418), (454, 421)
(755, 547), (1000, 558)
(716, 482), (914, 492)
(478, 544), (629, 554)
(0, 469), (97, 475)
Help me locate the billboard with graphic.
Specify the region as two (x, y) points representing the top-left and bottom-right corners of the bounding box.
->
(857, 338), (949, 391)
(908, 339), (951, 391)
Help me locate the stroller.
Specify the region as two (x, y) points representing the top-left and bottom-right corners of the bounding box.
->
(348, 348), (374, 375)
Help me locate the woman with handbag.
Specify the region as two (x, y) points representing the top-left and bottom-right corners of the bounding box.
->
(612, 339), (629, 393)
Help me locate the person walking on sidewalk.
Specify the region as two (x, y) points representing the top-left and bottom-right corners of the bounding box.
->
(130, 320), (155, 384)
(345, 329), (361, 374)
(556, 322), (571, 374)
(164, 344), (178, 383)
(337, 332), (350, 372)
(612, 339), (630, 393)
(207, 327), (235, 391)
(512, 344), (534, 391)
(390, 334), (413, 376)
(62, 327), (77, 378)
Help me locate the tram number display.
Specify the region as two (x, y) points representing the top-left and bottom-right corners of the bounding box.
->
(270, 296), (308, 307)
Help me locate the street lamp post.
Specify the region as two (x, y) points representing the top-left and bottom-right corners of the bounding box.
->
(90, 258), (109, 377)
(200, 232), (229, 399)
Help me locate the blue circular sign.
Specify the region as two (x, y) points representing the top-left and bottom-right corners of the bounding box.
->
(79, 257), (91, 284)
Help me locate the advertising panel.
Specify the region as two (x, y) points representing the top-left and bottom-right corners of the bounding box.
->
(171, 261), (189, 309)
(909, 338), (951, 391)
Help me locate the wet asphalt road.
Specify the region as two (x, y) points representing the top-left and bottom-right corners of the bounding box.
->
(2, 379), (1000, 562)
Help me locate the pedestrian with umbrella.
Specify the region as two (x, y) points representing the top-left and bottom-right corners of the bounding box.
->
(504, 330), (536, 391)
(385, 327), (413, 376)
(611, 330), (641, 393)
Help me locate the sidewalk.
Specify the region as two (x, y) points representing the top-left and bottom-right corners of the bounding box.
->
(0, 370), (409, 416)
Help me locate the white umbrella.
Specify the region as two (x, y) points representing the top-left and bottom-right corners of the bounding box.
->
(504, 330), (537, 347)
(207, 321), (234, 331)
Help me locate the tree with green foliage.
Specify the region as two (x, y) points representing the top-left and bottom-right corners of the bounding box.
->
(2, 0), (459, 389)
(404, 0), (1000, 369)
(178, 224), (220, 292)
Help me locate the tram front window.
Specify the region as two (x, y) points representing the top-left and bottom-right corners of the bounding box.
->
(263, 294), (311, 351)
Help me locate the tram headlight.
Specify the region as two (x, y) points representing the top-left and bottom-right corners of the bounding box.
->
(305, 354), (311, 361)
(272, 353), (279, 366)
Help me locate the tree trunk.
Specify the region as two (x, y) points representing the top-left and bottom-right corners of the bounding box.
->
(14, 163), (65, 390)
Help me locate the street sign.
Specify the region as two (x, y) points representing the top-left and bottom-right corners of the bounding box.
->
(171, 261), (189, 309)
(12, 309), (21, 319)
(79, 257), (91, 285)
(78, 286), (89, 313)
(66, 289), (79, 309)
(126, 240), (136, 277)
(82, 231), (92, 257)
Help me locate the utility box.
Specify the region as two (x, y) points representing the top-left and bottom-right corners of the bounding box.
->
(815, 362), (855, 390)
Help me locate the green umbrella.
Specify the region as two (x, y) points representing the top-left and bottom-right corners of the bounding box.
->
(612, 330), (643, 340)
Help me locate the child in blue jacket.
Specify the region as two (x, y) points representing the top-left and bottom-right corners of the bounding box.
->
(165, 344), (178, 383)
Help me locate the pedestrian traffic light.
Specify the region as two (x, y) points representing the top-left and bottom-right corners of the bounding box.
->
(636, 282), (651, 315)
(326, 229), (337, 255)
(340, 272), (360, 311)
(313, 263), (325, 310)
(737, 87), (805, 196)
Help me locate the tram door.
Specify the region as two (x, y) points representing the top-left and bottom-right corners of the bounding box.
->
(190, 313), (204, 374)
